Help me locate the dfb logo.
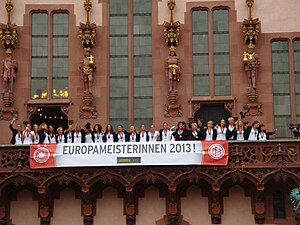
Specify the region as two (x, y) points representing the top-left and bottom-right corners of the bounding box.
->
(208, 144), (225, 160)
(33, 146), (50, 164)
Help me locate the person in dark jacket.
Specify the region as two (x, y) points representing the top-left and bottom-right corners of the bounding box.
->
(258, 124), (276, 140)
(9, 118), (23, 144)
(128, 125), (140, 142)
(172, 121), (189, 141)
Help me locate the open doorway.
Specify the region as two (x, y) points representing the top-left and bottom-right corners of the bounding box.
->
(194, 104), (231, 125)
(30, 106), (68, 130)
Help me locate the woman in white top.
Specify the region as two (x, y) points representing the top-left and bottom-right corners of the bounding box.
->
(103, 124), (115, 143)
(73, 124), (85, 143)
(160, 122), (172, 142)
(236, 119), (245, 141)
(216, 119), (227, 140)
(139, 124), (149, 142)
(84, 123), (94, 143)
(22, 123), (33, 144)
(245, 120), (260, 141)
(46, 125), (56, 143)
(93, 124), (104, 143)
(32, 124), (40, 144)
(129, 125), (140, 142)
(56, 127), (65, 144)
(114, 125), (127, 142)
(65, 124), (73, 143)
(204, 121), (217, 140)
(148, 124), (159, 142)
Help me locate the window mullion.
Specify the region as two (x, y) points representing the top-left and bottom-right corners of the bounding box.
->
(208, 9), (214, 97)
(48, 11), (53, 100)
(128, 0), (134, 126)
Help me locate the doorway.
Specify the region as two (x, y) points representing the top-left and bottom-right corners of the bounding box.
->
(194, 104), (231, 125)
(30, 106), (68, 130)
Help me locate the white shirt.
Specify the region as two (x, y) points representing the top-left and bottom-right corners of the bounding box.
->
(57, 135), (65, 144)
(105, 133), (114, 143)
(236, 130), (244, 141)
(161, 130), (172, 142)
(248, 128), (258, 141)
(85, 133), (94, 143)
(139, 131), (148, 142)
(22, 130), (32, 144)
(117, 132), (126, 142)
(258, 132), (267, 141)
(216, 126), (227, 140)
(129, 133), (137, 142)
(148, 131), (159, 142)
(48, 133), (56, 143)
(66, 132), (73, 143)
(74, 132), (82, 143)
(32, 131), (39, 144)
(15, 133), (22, 144)
(205, 129), (214, 140)
(94, 133), (104, 143)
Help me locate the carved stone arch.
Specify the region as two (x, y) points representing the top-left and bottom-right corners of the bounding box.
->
(88, 177), (127, 199)
(43, 173), (84, 197)
(218, 171), (258, 194)
(87, 172), (127, 192)
(0, 176), (39, 204)
(130, 170), (171, 189)
(218, 171), (259, 191)
(175, 172), (214, 197)
(0, 174), (39, 197)
(262, 169), (300, 187)
(133, 178), (169, 199)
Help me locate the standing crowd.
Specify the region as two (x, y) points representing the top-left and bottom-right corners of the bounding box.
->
(8, 116), (294, 145)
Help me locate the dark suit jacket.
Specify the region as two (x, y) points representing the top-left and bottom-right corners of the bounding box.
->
(226, 126), (237, 140)
(172, 129), (189, 141)
(189, 130), (201, 140)
(9, 124), (20, 144)
(38, 128), (46, 144)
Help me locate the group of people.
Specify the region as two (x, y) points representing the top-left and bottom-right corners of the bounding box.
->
(9, 117), (283, 145)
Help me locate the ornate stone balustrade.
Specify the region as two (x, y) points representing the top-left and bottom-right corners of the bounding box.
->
(0, 141), (299, 225)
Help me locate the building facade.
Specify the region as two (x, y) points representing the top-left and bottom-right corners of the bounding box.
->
(0, 0), (300, 143)
(0, 0), (300, 225)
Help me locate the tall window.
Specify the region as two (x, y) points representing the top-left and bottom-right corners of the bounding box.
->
(192, 9), (209, 96)
(192, 8), (230, 96)
(271, 41), (291, 137)
(213, 9), (230, 96)
(109, 0), (129, 128)
(31, 12), (69, 99)
(294, 40), (300, 121)
(272, 191), (286, 219)
(133, 0), (152, 127)
(109, 0), (152, 128)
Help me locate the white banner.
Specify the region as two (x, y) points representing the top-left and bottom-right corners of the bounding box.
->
(30, 141), (229, 168)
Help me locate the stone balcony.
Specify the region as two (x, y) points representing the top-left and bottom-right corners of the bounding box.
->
(0, 141), (299, 186)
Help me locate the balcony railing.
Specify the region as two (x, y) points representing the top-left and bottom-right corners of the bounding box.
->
(0, 140), (299, 171)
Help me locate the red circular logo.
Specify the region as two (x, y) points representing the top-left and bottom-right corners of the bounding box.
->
(208, 144), (225, 160)
(33, 147), (50, 164)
